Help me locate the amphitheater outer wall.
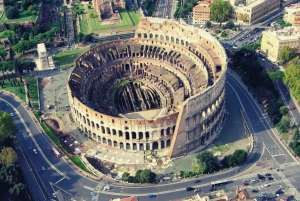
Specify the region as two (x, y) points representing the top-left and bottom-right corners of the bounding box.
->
(67, 18), (227, 158)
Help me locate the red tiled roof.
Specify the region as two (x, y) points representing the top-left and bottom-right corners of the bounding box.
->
(121, 197), (138, 201)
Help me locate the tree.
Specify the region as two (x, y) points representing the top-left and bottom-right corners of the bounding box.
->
(205, 21), (212, 28)
(0, 46), (7, 60)
(276, 115), (290, 133)
(294, 145), (300, 157)
(237, 13), (249, 23)
(121, 172), (130, 181)
(225, 21), (235, 29)
(0, 111), (18, 143)
(5, 7), (19, 19)
(222, 154), (236, 168)
(82, 34), (93, 43)
(192, 162), (206, 174)
(196, 151), (219, 173)
(139, 169), (156, 183)
(268, 71), (284, 81)
(232, 149), (247, 164)
(0, 147), (18, 165)
(278, 46), (296, 64)
(0, 164), (23, 186)
(23, 32), (29, 40)
(3, 0), (14, 6)
(279, 106), (288, 116)
(210, 0), (233, 23)
(9, 183), (26, 197)
(135, 169), (142, 183)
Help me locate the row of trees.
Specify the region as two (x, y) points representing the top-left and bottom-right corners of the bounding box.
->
(4, 0), (39, 19)
(0, 60), (36, 73)
(181, 150), (248, 177)
(283, 57), (300, 104)
(0, 111), (30, 199)
(122, 169), (156, 183)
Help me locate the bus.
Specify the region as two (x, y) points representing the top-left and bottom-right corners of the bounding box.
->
(51, 147), (61, 158)
(210, 179), (229, 187)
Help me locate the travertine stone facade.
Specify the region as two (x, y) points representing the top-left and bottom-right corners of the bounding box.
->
(67, 18), (227, 158)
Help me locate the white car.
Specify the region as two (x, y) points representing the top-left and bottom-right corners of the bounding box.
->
(10, 113), (14, 117)
(52, 193), (57, 198)
(33, 149), (37, 155)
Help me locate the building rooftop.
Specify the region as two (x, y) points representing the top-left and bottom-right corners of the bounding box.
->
(265, 26), (300, 41)
(37, 43), (46, 52)
(110, 197), (139, 201)
(171, 190), (228, 201)
(230, 187), (254, 201)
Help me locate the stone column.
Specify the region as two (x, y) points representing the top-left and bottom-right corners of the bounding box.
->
(150, 142), (153, 150)
(158, 141), (162, 149)
(143, 143), (146, 151)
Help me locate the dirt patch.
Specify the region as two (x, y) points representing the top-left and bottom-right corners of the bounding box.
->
(45, 118), (60, 130)
(86, 156), (115, 175)
(39, 78), (50, 90)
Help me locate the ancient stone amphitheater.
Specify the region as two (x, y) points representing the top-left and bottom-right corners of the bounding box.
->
(67, 18), (227, 158)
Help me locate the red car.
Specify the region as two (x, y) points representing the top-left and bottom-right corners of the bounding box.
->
(290, 106), (295, 110)
(243, 182), (249, 186)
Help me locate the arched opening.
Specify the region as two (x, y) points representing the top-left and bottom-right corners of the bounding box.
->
(106, 127), (111, 135)
(153, 142), (158, 150)
(161, 129), (164, 136)
(132, 132), (136, 139)
(146, 143), (150, 150)
(113, 141), (118, 147)
(166, 127), (170, 135)
(133, 143), (137, 150)
(139, 132), (143, 139)
(102, 137), (107, 144)
(112, 129), (116, 135)
(97, 135), (101, 142)
(161, 141), (165, 149)
(120, 142), (124, 149)
(139, 143), (144, 150)
(101, 126), (105, 134)
(125, 132), (130, 140)
(108, 139), (112, 146)
(166, 140), (171, 147)
(126, 143), (131, 150)
(201, 136), (205, 144)
(119, 130), (123, 137)
(138, 33), (142, 38)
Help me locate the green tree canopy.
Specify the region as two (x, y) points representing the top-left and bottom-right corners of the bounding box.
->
(196, 151), (219, 173)
(5, 6), (19, 19)
(283, 62), (300, 102)
(294, 145), (300, 157)
(268, 71), (284, 81)
(0, 46), (7, 61)
(0, 147), (18, 165)
(210, 0), (233, 23)
(0, 111), (18, 143)
(205, 21), (212, 28)
(121, 172), (130, 181)
(279, 106), (288, 116)
(276, 115), (290, 133)
(232, 149), (247, 164)
(222, 154), (236, 168)
(139, 169), (156, 183)
(279, 46), (296, 64)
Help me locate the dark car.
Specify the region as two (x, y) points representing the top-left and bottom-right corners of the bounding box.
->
(276, 190), (284, 194)
(252, 189), (259, 193)
(268, 177), (274, 180)
(265, 173), (271, 176)
(148, 194), (156, 198)
(186, 187), (194, 191)
(194, 179), (202, 183)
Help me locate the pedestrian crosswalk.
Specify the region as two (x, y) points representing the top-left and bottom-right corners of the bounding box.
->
(279, 161), (298, 168)
(264, 143), (284, 156)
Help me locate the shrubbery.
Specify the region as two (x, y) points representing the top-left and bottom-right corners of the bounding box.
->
(122, 169), (156, 183)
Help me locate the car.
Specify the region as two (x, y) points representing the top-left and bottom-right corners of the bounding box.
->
(26, 131), (30, 135)
(90, 192), (97, 196)
(10, 113), (14, 117)
(265, 173), (271, 176)
(52, 193), (57, 198)
(268, 176), (274, 180)
(194, 188), (201, 192)
(194, 179), (201, 183)
(262, 58), (265, 61)
(243, 179), (250, 182)
(148, 194), (156, 198)
(41, 166), (46, 171)
(290, 106), (295, 110)
(186, 187), (194, 191)
(243, 182), (249, 186)
(209, 187), (216, 191)
(33, 149), (37, 155)
(252, 189), (259, 193)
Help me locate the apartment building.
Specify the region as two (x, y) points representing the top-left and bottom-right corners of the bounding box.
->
(192, 0), (213, 24)
(284, 3), (300, 26)
(261, 26), (300, 61)
(232, 0), (280, 24)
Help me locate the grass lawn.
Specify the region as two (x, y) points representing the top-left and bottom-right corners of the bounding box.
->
(128, 10), (140, 25)
(1, 79), (26, 102)
(0, 10), (38, 22)
(80, 20), (88, 34)
(210, 144), (231, 155)
(24, 76), (38, 101)
(32, 102), (39, 109)
(54, 49), (88, 69)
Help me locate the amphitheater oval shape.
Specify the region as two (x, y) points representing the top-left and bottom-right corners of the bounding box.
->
(67, 17), (227, 158)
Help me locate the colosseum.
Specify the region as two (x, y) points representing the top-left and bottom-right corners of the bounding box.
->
(67, 18), (227, 158)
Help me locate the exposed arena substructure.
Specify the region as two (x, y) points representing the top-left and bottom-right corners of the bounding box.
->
(67, 18), (227, 158)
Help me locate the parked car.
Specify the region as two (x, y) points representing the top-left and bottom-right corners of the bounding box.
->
(148, 194), (156, 198)
(33, 149), (37, 155)
(243, 182), (249, 186)
(90, 192), (97, 196)
(194, 179), (201, 183)
(265, 173), (271, 176)
(252, 189), (259, 193)
(186, 187), (194, 191)
(290, 106), (295, 110)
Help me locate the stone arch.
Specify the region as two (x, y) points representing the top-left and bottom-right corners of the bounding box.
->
(83, 116), (86, 124)
(87, 118), (90, 126)
(101, 126), (105, 134)
(102, 137), (107, 144)
(186, 41), (189, 47)
(176, 38), (179, 44)
(91, 121), (95, 128)
(181, 40), (184, 45)
(153, 142), (158, 150)
(97, 135), (101, 142)
(161, 141), (165, 148)
(155, 34), (159, 39)
(120, 142), (124, 149)
(166, 127), (170, 135)
(133, 143), (137, 150)
(126, 143), (131, 150)
(93, 133), (96, 138)
(161, 129), (164, 136)
(202, 111), (206, 118)
(166, 139), (171, 147)
(171, 37), (174, 43)
(113, 141), (118, 147)
(149, 33), (153, 38)
(106, 127), (111, 135)
(160, 35), (164, 40)
(139, 132), (143, 139)
(144, 33), (148, 38)
(166, 36), (169, 41)
(118, 130), (123, 137)
(138, 33), (142, 38)
(108, 139), (112, 146)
